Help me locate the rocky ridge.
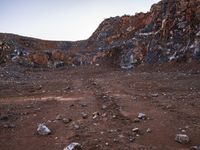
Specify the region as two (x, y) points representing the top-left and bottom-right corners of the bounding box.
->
(0, 0), (200, 69)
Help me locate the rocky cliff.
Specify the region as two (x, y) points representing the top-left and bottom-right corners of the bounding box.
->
(0, 0), (200, 68)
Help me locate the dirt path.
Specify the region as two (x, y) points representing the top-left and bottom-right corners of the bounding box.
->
(0, 65), (200, 150)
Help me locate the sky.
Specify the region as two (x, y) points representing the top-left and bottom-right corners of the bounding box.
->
(0, 0), (160, 41)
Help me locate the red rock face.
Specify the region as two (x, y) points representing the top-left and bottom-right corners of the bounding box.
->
(0, 0), (200, 68)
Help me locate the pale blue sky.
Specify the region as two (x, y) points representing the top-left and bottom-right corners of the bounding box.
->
(0, 0), (160, 41)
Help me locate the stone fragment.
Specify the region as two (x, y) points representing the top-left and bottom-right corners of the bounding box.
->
(81, 112), (88, 119)
(92, 112), (100, 119)
(146, 128), (152, 133)
(74, 124), (80, 130)
(63, 118), (72, 124)
(63, 142), (82, 150)
(56, 114), (63, 120)
(3, 123), (16, 128)
(134, 118), (140, 123)
(175, 134), (190, 144)
(190, 146), (200, 150)
(53, 61), (64, 68)
(132, 128), (139, 133)
(138, 113), (147, 120)
(37, 124), (51, 135)
(151, 93), (159, 97)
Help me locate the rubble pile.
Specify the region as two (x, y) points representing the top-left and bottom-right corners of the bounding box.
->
(0, 0), (199, 68)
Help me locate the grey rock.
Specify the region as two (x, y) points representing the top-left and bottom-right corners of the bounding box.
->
(138, 113), (147, 120)
(102, 104), (107, 109)
(37, 124), (51, 135)
(129, 136), (135, 142)
(3, 123), (16, 128)
(63, 118), (72, 124)
(133, 118), (140, 123)
(80, 103), (87, 107)
(63, 142), (82, 150)
(151, 93), (159, 97)
(175, 134), (190, 144)
(92, 112), (100, 119)
(196, 31), (200, 37)
(146, 128), (152, 133)
(74, 124), (80, 130)
(132, 128), (139, 133)
(190, 146), (200, 150)
(81, 112), (88, 119)
(105, 142), (109, 146)
(56, 114), (63, 120)
(53, 61), (64, 68)
(120, 50), (136, 69)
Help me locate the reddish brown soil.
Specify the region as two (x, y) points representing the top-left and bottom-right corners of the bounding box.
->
(0, 64), (200, 150)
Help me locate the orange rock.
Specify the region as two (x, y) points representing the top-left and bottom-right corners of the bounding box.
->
(52, 49), (65, 61)
(29, 53), (49, 66)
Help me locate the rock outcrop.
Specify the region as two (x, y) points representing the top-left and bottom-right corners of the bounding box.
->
(0, 0), (200, 68)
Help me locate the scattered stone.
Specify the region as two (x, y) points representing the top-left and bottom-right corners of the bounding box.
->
(81, 112), (88, 119)
(37, 124), (51, 135)
(93, 123), (98, 126)
(102, 105), (107, 109)
(181, 129), (186, 133)
(175, 134), (190, 144)
(112, 115), (116, 118)
(56, 114), (63, 120)
(146, 128), (152, 133)
(129, 136), (135, 142)
(134, 118), (140, 123)
(138, 113), (147, 120)
(25, 105), (32, 109)
(80, 103), (88, 107)
(53, 61), (64, 68)
(136, 134), (140, 137)
(74, 124), (80, 130)
(92, 112), (100, 119)
(132, 97), (137, 101)
(190, 146), (200, 150)
(118, 134), (125, 138)
(132, 128), (140, 133)
(20, 112), (29, 115)
(102, 113), (107, 117)
(151, 93), (159, 97)
(105, 142), (109, 146)
(3, 123), (16, 128)
(196, 31), (200, 37)
(63, 142), (82, 150)
(113, 138), (118, 142)
(63, 118), (72, 124)
(185, 125), (190, 129)
(100, 131), (104, 135)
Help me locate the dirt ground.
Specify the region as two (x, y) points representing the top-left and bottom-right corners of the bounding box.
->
(0, 63), (200, 150)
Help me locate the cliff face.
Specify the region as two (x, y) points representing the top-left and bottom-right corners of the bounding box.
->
(0, 0), (200, 68)
(86, 0), (200, 68)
